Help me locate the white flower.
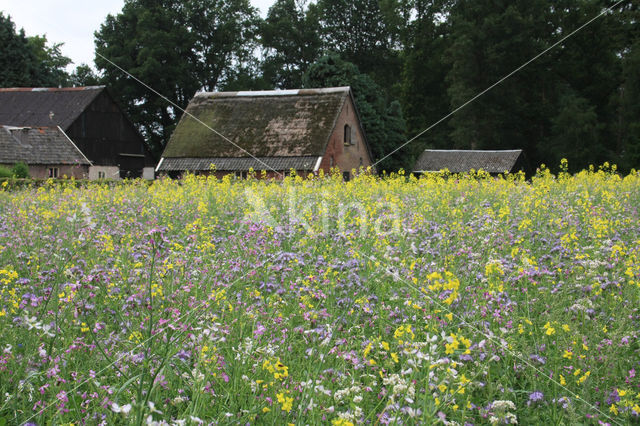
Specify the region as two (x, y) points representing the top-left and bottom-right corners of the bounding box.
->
(111, 402), (132, 414)
(24, 315), (41, 330)
(148, 401), (163, 414)
(41, 324), (55, 338)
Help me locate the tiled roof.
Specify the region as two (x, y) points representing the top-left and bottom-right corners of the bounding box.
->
(0, 125), (91, 166)
(157, 156), (320, 172)
(0, 86), (104, 130)
(161, 87), (351, 160)
(413, 149), (523, 173)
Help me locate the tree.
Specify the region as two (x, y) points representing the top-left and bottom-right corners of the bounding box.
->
(95, 0), (260, 154)
(69, 64), (100, 87)
(0, 13), (71, 87)
(27, 35), (72, 87)
(549, 90), (606, 169)
(260, 0), (322, 89)
(316, 0), (403, 91)
(182, 0), (261, 91)
(620, 38), (640, 170)
(400, 0), (453, 164)
(445, 0), (552, 167)
(615, 2), (640, 171)
(303, 53), (408, 172)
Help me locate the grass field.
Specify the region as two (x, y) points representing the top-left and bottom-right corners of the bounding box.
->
(0, 165), (639, 425)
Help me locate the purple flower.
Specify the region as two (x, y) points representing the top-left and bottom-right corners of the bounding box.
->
(528, 391), (544, 406)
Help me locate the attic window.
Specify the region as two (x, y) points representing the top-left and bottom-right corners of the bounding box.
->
(344, 124), (351, 145)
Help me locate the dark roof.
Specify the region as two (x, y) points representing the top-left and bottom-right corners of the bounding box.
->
(160, 87), (351, 163)
(0, 125), (91, 166)
(413, 149), (523, 173)
(158, 156), (320, 172)
(0, 86), (105, 130)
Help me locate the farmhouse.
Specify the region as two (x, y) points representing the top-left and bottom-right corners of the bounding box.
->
(0, 86), (155, 179)
(156, 87), (374, 180)
(413, 149), (524, 174)
(0, 125), (91, 179)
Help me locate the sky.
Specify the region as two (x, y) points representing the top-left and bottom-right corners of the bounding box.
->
(1, 0), (276, 71)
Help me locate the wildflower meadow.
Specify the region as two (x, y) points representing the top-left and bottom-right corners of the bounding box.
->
(0, 165), (639, 425)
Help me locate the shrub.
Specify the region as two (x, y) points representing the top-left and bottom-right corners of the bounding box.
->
(0, 166), (12, 178)
(11, 162), (29, 178)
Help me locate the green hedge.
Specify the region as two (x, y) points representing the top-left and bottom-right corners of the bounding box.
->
(0, 178), (154, 191)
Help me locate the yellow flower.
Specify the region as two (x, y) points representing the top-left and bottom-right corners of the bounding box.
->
(332, 419), (354, 426)
(276, 393), (293, 412)
(560, 375), (566, 386)
(562, 324), (570, 332)
(610, 404), (618, 415)
(262, 407), (270, 413)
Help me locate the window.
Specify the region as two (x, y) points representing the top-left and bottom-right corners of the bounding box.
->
(343, 171), (350, 182)
(48, 167), (59, 178)
(234, 171), (248, 179)
(330, 156), (335, 168)
(98, 171), (106, 179)
(359, 157), (363, 167)
(344, 124), (351, 145)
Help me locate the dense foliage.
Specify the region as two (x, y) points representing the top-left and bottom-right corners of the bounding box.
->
(0, 166), (640, 424)
(0, 13), (72, 88)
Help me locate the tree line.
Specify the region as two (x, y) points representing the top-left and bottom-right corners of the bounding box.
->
(1, 1), (639, 173)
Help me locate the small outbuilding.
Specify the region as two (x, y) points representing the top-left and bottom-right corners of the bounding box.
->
(413, 149), (524, 175)
(0, 86), (155, 179)
(0, 125), (91, 179)
(156, 87), (374, 180)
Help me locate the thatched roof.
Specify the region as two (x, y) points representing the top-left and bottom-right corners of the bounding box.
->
(413, 149), (523, 173)
(159, 87), (354, 171)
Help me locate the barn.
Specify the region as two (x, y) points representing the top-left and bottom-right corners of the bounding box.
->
(0, 86), (155, 179)
(413, 149), (524, 175)
(0, 125), (91, 178)
(156, 87), (375, 180)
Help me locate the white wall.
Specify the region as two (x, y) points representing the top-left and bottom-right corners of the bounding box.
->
(89, 166), (120, 180)
(142, 167), (155, 180)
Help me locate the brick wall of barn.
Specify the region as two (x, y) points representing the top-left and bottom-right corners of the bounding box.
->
(319, 95), (373, 179)
(0, 164), (89, 179)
